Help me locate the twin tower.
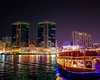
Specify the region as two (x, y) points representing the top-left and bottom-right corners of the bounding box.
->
(12, 21), (56, 48)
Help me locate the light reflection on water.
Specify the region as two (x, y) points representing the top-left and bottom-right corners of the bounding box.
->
(0, 54), (100, 80)
(0, 54), (65, 80)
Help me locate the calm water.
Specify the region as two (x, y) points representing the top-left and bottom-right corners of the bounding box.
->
(0, 54), (100, 80)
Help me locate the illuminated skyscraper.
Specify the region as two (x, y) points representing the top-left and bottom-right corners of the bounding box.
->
(72, 31), (92, 48)
(38, 21), (56, 47)
(12, 22), (29, 47)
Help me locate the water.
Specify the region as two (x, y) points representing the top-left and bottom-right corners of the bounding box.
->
(0, 54), (58, 80)
(0, 54), (100, 80)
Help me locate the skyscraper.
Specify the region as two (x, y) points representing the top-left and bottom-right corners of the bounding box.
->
(72, 31), (92, 48)
(12, 22), (29, 47)
(38, 21), (56, 48)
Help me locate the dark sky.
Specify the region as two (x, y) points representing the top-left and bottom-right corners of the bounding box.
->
(0, 0), (100, 46)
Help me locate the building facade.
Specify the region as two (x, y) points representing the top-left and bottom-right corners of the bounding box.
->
(72, 31), (92, 48)
(12, 22), (29, 47)
(2, 36), (12, 47)
(38, 21), (56, 47)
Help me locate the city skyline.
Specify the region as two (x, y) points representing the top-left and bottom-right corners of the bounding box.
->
(0, 0), (100, 46)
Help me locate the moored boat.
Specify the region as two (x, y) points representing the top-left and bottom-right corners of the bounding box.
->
(56, 45), (100, 77)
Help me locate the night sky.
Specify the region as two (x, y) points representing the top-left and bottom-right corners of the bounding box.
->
(0, 0), (100, 47)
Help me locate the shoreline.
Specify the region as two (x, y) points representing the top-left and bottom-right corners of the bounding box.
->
(0, 52), (56, 55)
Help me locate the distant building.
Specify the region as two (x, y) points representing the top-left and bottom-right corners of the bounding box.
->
(12, 22), (29, 47)
(72, 31), (92, 48)
(29, 40), (38, 47)
(0, 40), (6, 52)
(37, 21), (56, 47)
(2, 36), (12, 47)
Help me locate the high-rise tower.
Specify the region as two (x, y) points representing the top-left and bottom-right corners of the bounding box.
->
(12, 22), (29, 47)
(38, 21), (56, 48)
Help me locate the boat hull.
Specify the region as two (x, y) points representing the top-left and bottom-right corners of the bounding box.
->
(57, 65), (100, 79)
(65, 66), (95, 72)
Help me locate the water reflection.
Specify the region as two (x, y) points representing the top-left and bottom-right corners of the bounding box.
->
(0, 54), (100, 80)
(0, 54), (58, 80)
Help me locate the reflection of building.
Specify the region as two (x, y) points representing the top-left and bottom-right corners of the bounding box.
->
(72, 31), (92, 48)
(38, 21), (56, 47)
(2, 36), (12, 47)
(12, 22), (29, 47)
(12, 55), (19, 70)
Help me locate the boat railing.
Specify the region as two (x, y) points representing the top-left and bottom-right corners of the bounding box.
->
(57, 56), (100, 59)
(57, 50), (100, 57)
